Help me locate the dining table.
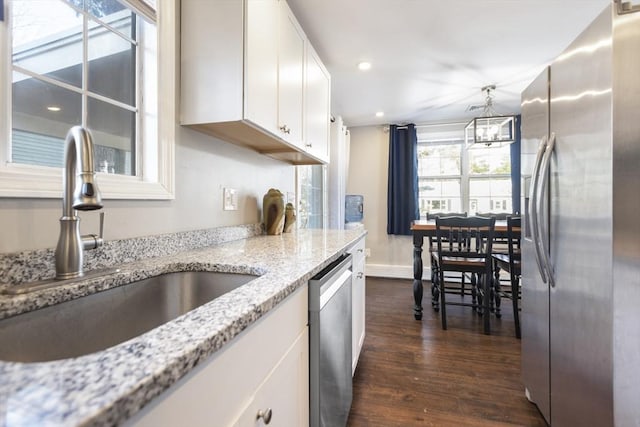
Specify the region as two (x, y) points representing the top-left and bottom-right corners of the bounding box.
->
(410, 219), (511, 320)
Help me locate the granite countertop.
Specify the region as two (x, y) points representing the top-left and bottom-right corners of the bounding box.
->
(0, 228), (365, 427)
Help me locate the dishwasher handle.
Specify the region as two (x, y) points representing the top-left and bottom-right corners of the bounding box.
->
(319, 270), (352, 309)
(308, 253), (353, 312)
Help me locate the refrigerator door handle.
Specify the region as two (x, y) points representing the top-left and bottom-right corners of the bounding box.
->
(537, 133), (556, 287)
(529, 136), (548, 283)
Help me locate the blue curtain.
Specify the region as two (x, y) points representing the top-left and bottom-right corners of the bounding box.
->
(387, 124), (419, 235)
(510, 115), (522, 214)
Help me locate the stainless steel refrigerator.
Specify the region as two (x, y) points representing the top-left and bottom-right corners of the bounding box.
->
(521, 2), (640, 426)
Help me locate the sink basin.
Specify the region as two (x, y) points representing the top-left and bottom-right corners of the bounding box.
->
(0, 271), (257, 363)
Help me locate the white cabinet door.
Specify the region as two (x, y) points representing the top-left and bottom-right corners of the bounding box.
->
(304, 44), (331, 162)
(351, 237), (366, 375)
(124, 287), (309, 427)
(233, 328), (309, 427)
(277, 0), (305, 147)
(244, 0), (279, 136)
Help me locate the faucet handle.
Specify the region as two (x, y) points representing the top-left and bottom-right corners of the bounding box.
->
(82, 212), (105, 251)
(99, 212), (105, 240)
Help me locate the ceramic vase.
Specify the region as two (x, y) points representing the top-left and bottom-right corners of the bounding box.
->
(263, 188), (285, 235)
(283, 203), (297, 233)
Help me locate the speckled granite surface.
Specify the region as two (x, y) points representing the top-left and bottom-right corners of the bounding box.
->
(0, 227), (366, 427)
(0, 223), (264, 286)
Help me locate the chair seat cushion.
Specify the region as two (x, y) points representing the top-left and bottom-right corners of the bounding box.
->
(493, 253), (510, 264)
(441, 256), (486, 268)
(493, 253), (521, 275)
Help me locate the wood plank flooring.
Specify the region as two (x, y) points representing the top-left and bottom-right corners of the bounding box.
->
(347, 277), (547, 427)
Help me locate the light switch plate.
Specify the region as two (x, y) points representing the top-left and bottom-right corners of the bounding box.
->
(223, 188), (238, 211)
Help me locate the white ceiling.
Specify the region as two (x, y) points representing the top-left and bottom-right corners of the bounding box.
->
(287, 0), (611, 127)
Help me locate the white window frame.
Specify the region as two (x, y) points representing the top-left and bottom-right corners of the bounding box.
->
(0, 0), (175, 200)
(417, 123), (512, 215)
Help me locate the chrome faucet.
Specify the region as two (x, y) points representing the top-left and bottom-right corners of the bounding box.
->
(55, 126), (104, 280)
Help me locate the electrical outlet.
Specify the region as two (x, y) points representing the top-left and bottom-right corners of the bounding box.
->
(365, 248), (371, 257)
(223, 188), (238, 211)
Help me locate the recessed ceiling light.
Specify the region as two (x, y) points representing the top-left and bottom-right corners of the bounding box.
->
(375, 111), (384, 117)
(358, 61), (371, 71)
(47, 105), (61, 112)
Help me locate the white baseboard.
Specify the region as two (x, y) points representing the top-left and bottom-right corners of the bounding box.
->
(365, 263), (432, 280)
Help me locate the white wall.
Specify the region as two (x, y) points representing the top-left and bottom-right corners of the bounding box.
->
(346, 125), (415, 279)
(0, 126), (295, 253)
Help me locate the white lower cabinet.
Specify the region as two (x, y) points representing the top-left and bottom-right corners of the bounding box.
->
(125, 286), (309, 427)
(350, 237), (366, 375)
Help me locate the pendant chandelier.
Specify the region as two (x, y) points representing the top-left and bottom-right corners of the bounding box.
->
(464, 85), (515, 149)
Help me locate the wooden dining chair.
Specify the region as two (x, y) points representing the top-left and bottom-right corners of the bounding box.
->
(426, 212), (468, 305)
(477, 212), (510, 220)
(492, 216), (522, 338)
(432, 215), (496, 334)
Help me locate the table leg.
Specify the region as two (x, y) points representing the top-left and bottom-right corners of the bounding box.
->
(413, 233), (424, 320)
(483, 272), (491, 335)
(494, 263), (502, 318)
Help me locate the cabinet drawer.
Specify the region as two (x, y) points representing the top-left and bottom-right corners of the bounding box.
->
(233, 327), (309, 427)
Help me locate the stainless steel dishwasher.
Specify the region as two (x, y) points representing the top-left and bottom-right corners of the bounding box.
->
(309, 253), (353, 427)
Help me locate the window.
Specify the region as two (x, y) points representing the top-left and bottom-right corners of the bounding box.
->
(418, 141), (462, 214)
(0, 0), (175, 199)
(468, 144), (512, 215)
(417, 123), (512, 217)
(297, 165), (326, 229)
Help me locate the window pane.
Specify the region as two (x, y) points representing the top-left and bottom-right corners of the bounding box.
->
(87, 97), (135, 175)
(469, 178), (512, 214)
(418, 143), (460, 176)
(12, 0), (83, 88)
(88, 17), (136, 105)
(12, 72), (82, 168)
(469, 145), (511, 175)
(64, 0), (128, 21)
(418, 179), (461, 217)
(297, 165), (323, 229)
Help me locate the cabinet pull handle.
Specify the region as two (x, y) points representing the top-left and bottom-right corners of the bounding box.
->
(357, 272), (364, 279)
(305, 142), (312, 148)
(257, 408), (272, 424)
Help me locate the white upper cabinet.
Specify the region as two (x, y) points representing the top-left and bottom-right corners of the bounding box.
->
(304, 43), (331, 162)
(180, 0), (330, 165)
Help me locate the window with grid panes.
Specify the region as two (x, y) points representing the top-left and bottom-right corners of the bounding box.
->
(417, 123), (512, 217)
(0, 0), (175, 199)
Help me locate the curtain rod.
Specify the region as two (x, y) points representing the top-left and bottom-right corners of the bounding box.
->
(383, 121), (469, 132)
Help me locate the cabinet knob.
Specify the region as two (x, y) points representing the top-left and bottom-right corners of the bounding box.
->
(257, 408), (272, 424)
(279, 125), (291, 135)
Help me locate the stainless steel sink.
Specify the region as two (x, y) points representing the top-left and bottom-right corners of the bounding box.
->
(0, 271), (257, 363)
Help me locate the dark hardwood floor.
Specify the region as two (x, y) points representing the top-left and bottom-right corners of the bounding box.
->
(347, 277), (547, 427)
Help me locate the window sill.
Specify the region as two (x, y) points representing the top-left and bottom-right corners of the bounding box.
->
(0, 163), (174, 200)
